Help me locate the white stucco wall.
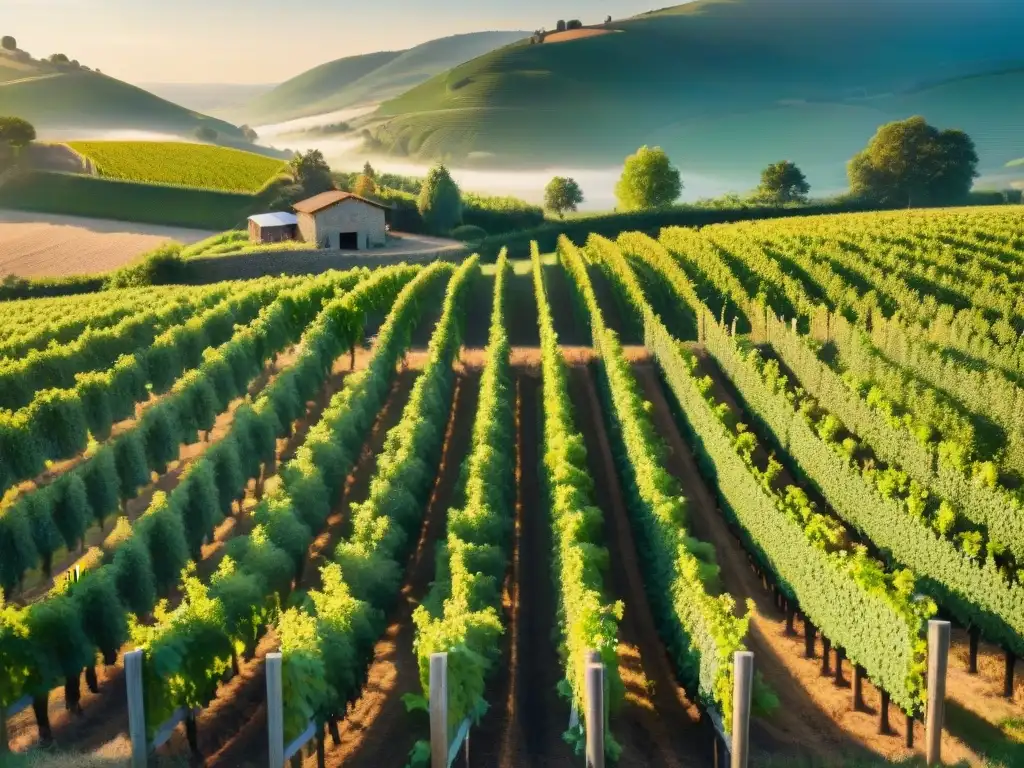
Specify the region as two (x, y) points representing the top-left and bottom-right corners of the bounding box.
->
(298, 201), (386, 250)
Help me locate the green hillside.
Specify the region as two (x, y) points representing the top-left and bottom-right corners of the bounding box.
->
(0, 52), (241, 139)
(240, 31), (528, 123)
(365, 0), (1024, 190)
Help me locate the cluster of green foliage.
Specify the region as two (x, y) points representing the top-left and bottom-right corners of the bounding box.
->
(591, 232), (934, 716)
(0, 271), (381, 713)
(66, 141), (287, 193)
(544, 176), (584, 218)
(411, 252), (514, 741)
(418, 164), (463, 234)
(614, 146), (682, 212)
(532, 241), (624, 756)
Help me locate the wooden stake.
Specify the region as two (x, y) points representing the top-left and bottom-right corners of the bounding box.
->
(267, 652), (284, 768)
(430, 653), (449, 768)
(927, 621), (951, 766)
(125, 649), (146, 768)
(732, 651), (754, 768)
(585, 661), (606, 768)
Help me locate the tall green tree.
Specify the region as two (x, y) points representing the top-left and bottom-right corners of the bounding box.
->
(362, 161), (376, 180)
(544, 176), (584, 218)
(290, 149), (334, 196)
(0, 116), (36, 151)
(615, 146), (682, 211)
(757, 161), (810, 205)
(1, 36), (16, 51)
(417, 164), (462, 234)
(848, 116), (978, 207)
(353, 173), (377, 199)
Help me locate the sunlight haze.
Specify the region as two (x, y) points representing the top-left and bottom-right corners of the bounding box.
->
(7, 0), (676, 84)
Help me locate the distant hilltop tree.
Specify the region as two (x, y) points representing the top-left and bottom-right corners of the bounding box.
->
(757, 160), (810, 205)
(848, 116), (978, 208)
(605, 15), (612, 23)
(48, 53), (69, 65)
(567, 19), (583, 30)
(291, 148), (334, 196)
(1, 36), (16, 51)
(615, 146), (682, 211)
(195, 125), (218, 143)
(544, 176), (584, 218)
(556, 20), (567, 32)
(362, 161), (376, 180)
(239, 124), (259, 142)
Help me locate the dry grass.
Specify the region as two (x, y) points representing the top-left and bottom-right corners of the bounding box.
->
(2, 737), (187, 767)
(542, 28), (617, 43)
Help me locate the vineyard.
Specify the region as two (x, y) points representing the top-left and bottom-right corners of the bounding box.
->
(65, 142), (289, 194)
(1, 205), (1023, 767)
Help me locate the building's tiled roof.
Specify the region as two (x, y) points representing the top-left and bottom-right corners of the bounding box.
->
(292, 190), (389, 214)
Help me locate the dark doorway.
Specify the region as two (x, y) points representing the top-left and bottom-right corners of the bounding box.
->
(339, 231), (358, 249)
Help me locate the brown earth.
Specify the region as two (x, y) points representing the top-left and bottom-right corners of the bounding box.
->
(543, 28), (618, 43)
(0, 210), (214, 278)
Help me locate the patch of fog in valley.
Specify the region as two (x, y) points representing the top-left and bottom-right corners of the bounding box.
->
(39, 128), (196, 143)
(254, 108), (745, 211)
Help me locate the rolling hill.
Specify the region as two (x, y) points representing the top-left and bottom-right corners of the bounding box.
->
(363, 0), (1024, 191)
(239, 31), (529, 124)
(0, 50), (242, 139)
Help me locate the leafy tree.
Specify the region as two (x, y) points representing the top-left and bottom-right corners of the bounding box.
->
(567, 19), (583, 30)
(615, 146), (682, 211)
(756, 161), (810, 205)
(362, 161), (376, 179)
(1, 36), (16, 51)
(605, 15), (612, 23)
(48, 53), (69, 65)
(544, 176), (584, 218)
(556, 20), (567, 32)
(417, 164), (463, 234)
(195, 125), (218, 143)
(0, 116), (36, 151)
(848, 116), (979, 207)
(290, 149), (334, 196)
(240, 124), (259, 142)
(353, 173), (377, 199)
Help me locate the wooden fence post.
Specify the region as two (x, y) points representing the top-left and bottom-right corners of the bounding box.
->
(125, 648), (147, 768)
(926, 620), (951, 766)
(731, 651), (754, 768)
(267, 652), (284, 768)
(585, 660), (605, 768)
(430, 652), (448, 768)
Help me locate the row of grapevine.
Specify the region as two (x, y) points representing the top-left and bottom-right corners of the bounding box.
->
(706, 335), (1024, 655)
(0, 270), (364, 592)
(274, 258), (476, 743)
(0, 283), (235, 409)
(0, 279), (293, 494)
(766, 314), (1024, 563)
(593, 234), (933, 717)
(130, 263), (447, 739)
(532, 242), (623, 755)
(0, 265), (424, 736)
(0, 286), (175, 358)
(565, 235), (751, 731)
(411, 251), (515, 736)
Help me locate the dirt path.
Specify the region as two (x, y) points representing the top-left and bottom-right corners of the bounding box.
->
(569, 365), (708, 768)
(304, 366), (482, 768)
(631, 361), (982, 765)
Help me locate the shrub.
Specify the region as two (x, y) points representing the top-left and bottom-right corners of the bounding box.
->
(81, 448), (121, 526)
(450, 224), (488, 242)
(141, 406), (181, 475)
(209, 437), (247, 517)
(49, 474), (93, 551)
(137, 493), (190, 594)
(70, 569), (128, 664)
(114, 432), (151, 501)
(104, 244), (191, 289)
(0, 503), (38, 592)
(418, 164), (463, 234)
(179, 462), (221, 559)
(30, 388), (89, 459)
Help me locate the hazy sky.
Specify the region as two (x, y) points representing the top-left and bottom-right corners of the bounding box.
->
(8, 0), (674, 84)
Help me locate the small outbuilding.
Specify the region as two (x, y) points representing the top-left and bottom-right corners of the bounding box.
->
(247, 212), (298, 244)
(292, 190), (388, 251)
